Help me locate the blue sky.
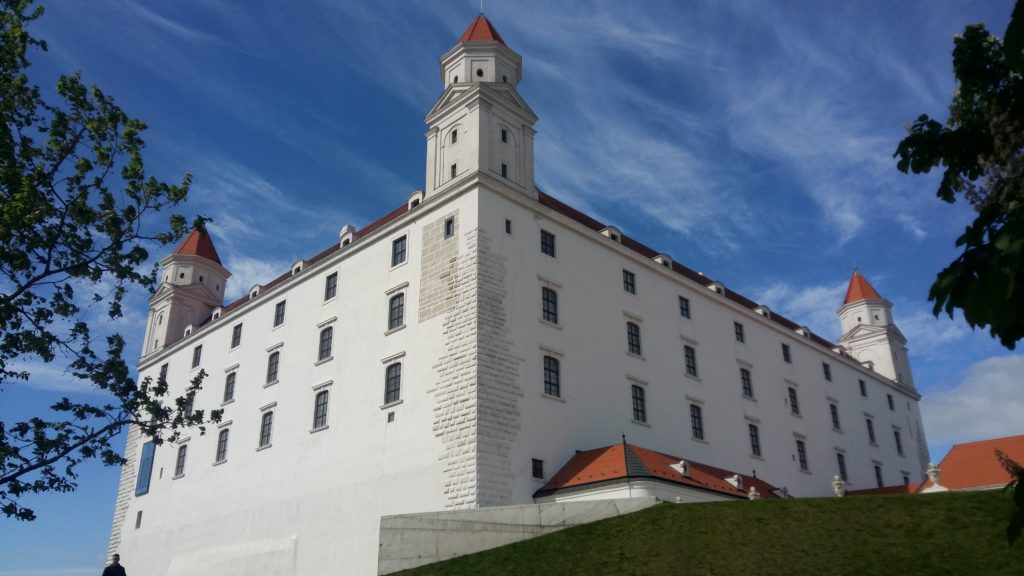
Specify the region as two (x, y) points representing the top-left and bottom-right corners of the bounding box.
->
(1, 1), (1021, 573)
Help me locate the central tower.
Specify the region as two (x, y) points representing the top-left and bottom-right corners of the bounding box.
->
(424, 14), (538, 199)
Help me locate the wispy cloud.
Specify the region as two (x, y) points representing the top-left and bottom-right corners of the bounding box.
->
(749, 280), (848, 340)
(222, 255), (292, 301)
(923, 355), (1024, 449)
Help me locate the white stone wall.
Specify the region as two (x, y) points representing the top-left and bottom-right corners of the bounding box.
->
(478, 185), (929, 500)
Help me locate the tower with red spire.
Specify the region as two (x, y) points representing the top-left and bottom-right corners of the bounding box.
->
(424, 14), (537, 199)
(837, 270), (914, 389)
(142, 227), (231, 356)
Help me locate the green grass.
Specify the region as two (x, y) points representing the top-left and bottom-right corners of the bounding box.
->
(399, 491), (1022, 576)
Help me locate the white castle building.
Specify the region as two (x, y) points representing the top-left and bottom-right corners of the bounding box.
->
(108, 15), (929, 575)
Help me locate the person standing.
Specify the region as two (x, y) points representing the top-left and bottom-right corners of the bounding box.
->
(102, 554), (126, 576)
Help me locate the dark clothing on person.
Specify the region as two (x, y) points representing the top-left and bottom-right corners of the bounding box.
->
(102, 564), (126, 576)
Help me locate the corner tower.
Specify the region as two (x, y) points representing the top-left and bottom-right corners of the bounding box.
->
(142, 227), (230, 356)
(424, 14), (538, 199)
(837, 270), (914, 389)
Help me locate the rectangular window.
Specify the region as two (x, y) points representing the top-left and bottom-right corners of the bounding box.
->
(542, 287), (558, 324)
(749, 424), (762, 457)
(385, 363), (402, 404)
(622, 270), (636, 294)
(788, 387), (800, 415)
(543, 355), (560, 397)
(215, 428), (229, 463)
(135, 441), (156, 496)
(313, 389), (330, 429)
(782, 343), (791, 363)
(444, 216), (455, 238)
(391, 236), (407, 267)
(734, 322), (745, 343)
(135, 510), (143, 529)
(259, 411), (274, 448)
(174, 444), (187, 477)
(684, 345), (698, 377)
(389, 293), (405, 330)
(505, 219), (512, 234)
(837, 452), (848, 482)
(266, 351), (280, 384)
(690, 404), (704, 441)
(830, 404), (841, 430)
(740, 368), (753, 398)
(231, 324), (242, 348)
(540, 229), (555, 257)
(191, 345), (202, 369)
(894, 430), (904, 455)
(273, 301), (286, 327)
(678, 296), (691, 319)
(451, 129), (458, 144)
(887, 394), (895, 411)
(450, 163), (457, 179)
(501, 128), (508, 143)
(796, 439), (808, 471)
(532, 458), (544, 479)
(183, 395), (194, 418)
(823, 363), (832, 382)
(627, 322), (642, 355)
(874, 464), (884, 488)
(866, 418), (876, 444)
(223, 372), (236, 403)
(631, 384), (646, 423)
(324, 272), (338, 300)
(903, 474), (910, 485)
(318, 327), (334, 361)
(159, 363), (168, 384)
(859, 379), (867, 397)
(501, 163), (508, 178)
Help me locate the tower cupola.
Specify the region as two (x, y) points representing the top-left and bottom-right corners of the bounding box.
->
(837, 270), (914, 388)
(142, 227), (231, 356)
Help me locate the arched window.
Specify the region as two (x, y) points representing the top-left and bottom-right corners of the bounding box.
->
(259, 412), (274, 448)
(388, 294), (405, 330)
(313, 390), (330, 429)
(385, 363), (402, 404)
(318, 327), (334, 361)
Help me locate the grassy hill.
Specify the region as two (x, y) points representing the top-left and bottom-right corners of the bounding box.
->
(398, 491), (1021, 576)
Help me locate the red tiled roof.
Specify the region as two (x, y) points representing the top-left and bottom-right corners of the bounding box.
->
(933, 434), (1024, 490)
(843, 269), (883, 305)
(458, 14), (506, 45)
(536, 442), (779, 500)
(173, 228), (222, 265)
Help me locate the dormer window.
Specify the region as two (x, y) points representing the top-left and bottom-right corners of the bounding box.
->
(407, 190), (424, 210)
(653, 254), (673, 268)
(600, 226), (622, 243)
(249, 285), (260, 299)
(708, 282), (725, 295)
(339, 224), (355, 247)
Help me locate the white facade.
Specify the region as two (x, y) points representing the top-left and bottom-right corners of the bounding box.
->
(108, 15), (929, 576)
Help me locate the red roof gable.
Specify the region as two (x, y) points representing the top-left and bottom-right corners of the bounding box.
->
(934, 434), (1024, 490)
(173, 228), (222, 265)
(537, 443), (779, 500)
(843, 269), (882, 305)
(458, 14), (506, 45)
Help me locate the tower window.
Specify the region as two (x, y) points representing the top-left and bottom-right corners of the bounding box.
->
(887, 394), (894, 411)
(451, 129), (458, 144)
(502, 75), (508, 83)
(191, 345), (202, 369)
(532, 458), (544, 479)
(134, 441), (156, 496)
(501, 128), (508, 143)
(501, 163), (508, 178)
(476, 68), (483, 77)
(444, 216), (455, 239)
(450, 163), (457, 179)
(859, 379), (867, 397)
(505, 219), (512, 234)
(453, 75), (458, 83)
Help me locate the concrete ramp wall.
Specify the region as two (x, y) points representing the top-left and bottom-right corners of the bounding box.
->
(377, 497), (659, 574)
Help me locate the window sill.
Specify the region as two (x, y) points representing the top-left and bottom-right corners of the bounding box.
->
(799, 469), (812, 475)
(256, 444), (272, 452)
(390, 260), (408, 272)
(315, 356), (334, 366)
(264, 380), (279, 389)
(172, 474), (184, 480)
(751, 454), (765, 461)
(323, 296), (337, 306)
(213, 459), (227, 467)
(310, 425), (329, 434)
(833, 428), (843, 434)
(685, 374), (701, 382)
(221, 399), (235, 407)
(631, 419), (651, 428)
(539, 318), (562, 330)
(743, 394), (756, 402)
(385, 324), (406, 336)
(272, 323), (284, 331)
(229, 345), (240, 353)
(627, 352), (646, 361)
(869, 442), (879, 447)
(381, 399), (404, 410)
(541, 393), (565, 403)
(790, 412), (802, 418)
(691, 437), (708, 444)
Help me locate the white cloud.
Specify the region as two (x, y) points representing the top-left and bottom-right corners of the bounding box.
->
(222, 255), (292, 301)
(749, 280), (848, 340)
(897, 306), (970, 355)
(922, 355), (1024, 448)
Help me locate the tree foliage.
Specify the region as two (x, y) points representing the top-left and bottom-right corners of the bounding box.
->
(894, 1), (1024, 349)
(997, 450), (1024, 546)
(0, 0), (218, 521)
